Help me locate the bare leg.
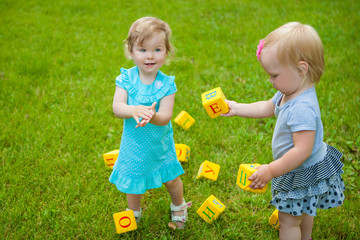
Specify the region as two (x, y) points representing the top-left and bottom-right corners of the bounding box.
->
(279, 211), (302, 240)
(164, 177), (184, 227)
(164, 176), (184, 205)
(126, 193), (142, 211)
(300, 213), (314, 240)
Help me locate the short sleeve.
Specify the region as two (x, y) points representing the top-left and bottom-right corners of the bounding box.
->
(165, 77), (177, 96)
(287, 104), (317, 132)
(272, 91), (282, 105)
(115, 68), (128, 89)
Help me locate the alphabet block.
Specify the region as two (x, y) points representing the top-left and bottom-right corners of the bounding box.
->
(175, 144), (190, 163)
(196, 160), (220, 181)
(103, 149), (119, 169)
(113, 210), (137, 234)
(201, 87), (229, 118)
(197, 195), (226, 223)
(269, 209), (280, 230)
(236, 164), (267, 193)
(174, 111), (195, 130)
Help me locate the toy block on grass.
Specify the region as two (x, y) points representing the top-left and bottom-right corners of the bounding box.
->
(196, 160), (220, 181)
(269, 209), (280, 230)
(197, 195), (226, 223)
(175, 144), (190, 163)
(103, 149), (119, 169)
(201, 87), (229, 118)
(236, 164), (268, 193)
(113, 210), (137, 234)
(174, 111), (195, 130)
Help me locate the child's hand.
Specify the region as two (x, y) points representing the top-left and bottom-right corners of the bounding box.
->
(248, 164), (273, 189)
(135, 102), (157, 128)
(220, 99), (238, 117)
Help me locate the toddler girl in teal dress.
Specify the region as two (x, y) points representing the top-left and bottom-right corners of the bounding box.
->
(221, 22), (345, 239)
(109, 17), (191, 229)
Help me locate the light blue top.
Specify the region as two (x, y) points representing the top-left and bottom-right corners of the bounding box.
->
(271, 87), (326, 169)
(109, 66), (184, 194)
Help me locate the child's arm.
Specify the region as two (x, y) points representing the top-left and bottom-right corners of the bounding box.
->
(149, 93), (175, 126)
(112, 86), (154, 124)
(221, 99), (275, 118)
(248, 130), (315, 189)
(135, 93), (175, 127)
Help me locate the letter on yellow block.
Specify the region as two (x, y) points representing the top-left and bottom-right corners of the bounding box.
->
(103, 149), (119, 169)
(113, 210), (137, 234)
(201, 87), (229, 118)
(174, 111), (195, 130)
(175, 144), (190, 163)
(196, 160), (220, 181)
(236, 164), (267, 193)
(269, 209), (280, 230)
(197, 195), (226, 223)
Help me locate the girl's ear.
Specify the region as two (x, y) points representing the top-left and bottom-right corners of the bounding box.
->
(298, 61), (309, 75)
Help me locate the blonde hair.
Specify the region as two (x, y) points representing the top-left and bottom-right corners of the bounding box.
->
(263, 22), (324, 84)
(124, 17), (173, 59)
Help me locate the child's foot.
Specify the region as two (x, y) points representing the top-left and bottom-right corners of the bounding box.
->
(126, 208), (142, 223)
(170, 199), (192, 229)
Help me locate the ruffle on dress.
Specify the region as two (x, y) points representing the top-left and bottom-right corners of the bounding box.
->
(272, 145), (343, 192)
(109, 160), (184, 194)
(115, 67), (176, 104)
(270, 144), (345, 216)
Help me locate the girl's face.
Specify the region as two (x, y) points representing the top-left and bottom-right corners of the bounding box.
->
(130, 32), (167, 77)
(260, 46), (303, 97)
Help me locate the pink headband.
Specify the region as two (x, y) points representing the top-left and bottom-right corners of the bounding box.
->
(256, 39), (265, 60)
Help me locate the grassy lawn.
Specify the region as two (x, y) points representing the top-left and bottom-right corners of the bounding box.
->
(1, 0), (359, 239)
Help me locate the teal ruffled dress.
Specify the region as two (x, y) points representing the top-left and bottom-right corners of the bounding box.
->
(109, 66), (184, 194)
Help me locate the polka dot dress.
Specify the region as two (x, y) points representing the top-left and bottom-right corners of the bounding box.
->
(270, 145), (345, 217)
(109, 67), (184, 194)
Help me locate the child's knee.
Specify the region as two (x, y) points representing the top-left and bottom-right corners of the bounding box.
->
(279, 211), (302, 228)
(165, 177), (182, 188)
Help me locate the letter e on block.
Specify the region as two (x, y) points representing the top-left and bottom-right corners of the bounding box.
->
(113, 210), (137, 234)
(201, 87), (229, 118)
(197, 195), (226, 223)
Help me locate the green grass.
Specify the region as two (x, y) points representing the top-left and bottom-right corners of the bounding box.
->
(1, 0), (359, 239)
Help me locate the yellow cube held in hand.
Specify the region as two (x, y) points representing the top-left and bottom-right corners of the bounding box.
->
(201, 87), (229, 118)
(269, 209), (280, 230)
(174, 111), (195, 130)
(197, 195), (226, 223)
(196, 160), (220, 181)
(175, 144), (190, 162)
(236, 164), (267, 193)
(113, 210), (137, 234)
(103, 149), (119, 169)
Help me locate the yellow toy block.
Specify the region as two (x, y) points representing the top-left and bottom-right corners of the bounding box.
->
(174, 111), (195, 130)
(236, 164), (267, 193)
(269, 209), (280, 230)
(201, 87), (229, 118)
(196, 160), (220, 181)
(103, 149), (119, 169)
(197, 195), (226, 223)
(113, 210), (137, 234)
(175, 144), (190, 163)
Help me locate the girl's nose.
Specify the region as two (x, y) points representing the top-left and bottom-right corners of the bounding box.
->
(146, 51), (154, 59)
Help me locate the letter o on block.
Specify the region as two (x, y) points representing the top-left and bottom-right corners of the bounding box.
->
(113, 210), (137, 234)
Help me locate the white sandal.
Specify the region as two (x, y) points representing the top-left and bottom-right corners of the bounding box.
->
(126, 208), (142, 223)
(170, 199), (192, 229)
